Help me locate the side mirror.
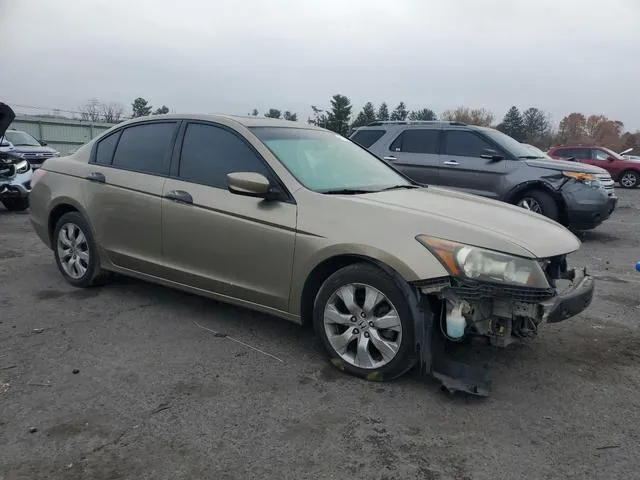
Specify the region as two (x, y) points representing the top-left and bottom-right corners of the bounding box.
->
(480, 148), (504, 161)
(39, 140), (48, 146)
(227, 172), (280, 200)
(607, 156), (616, 162)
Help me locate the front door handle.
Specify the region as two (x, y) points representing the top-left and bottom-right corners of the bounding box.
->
(85, 171), (105, 183)
(164, 190), (193, 204)
(383, 156), (397, 161)
(443, 161), (459, 166)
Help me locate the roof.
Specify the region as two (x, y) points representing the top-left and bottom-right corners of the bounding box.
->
(115, 113), (322, 130)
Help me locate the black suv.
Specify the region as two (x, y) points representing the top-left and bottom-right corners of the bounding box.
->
(350, 121), (617, 231)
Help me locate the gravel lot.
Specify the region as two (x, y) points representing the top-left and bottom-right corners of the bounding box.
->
(1, 190), (639, 480)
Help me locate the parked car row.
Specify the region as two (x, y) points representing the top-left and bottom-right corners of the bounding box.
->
(547, 145), (640, 189)
(0, 104), (33, 211)
(350, 121), (618, 231)
(23, 110), (596, 395)
(1, 127), (60, 170)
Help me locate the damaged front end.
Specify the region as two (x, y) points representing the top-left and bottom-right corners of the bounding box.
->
(412, 237), (595, 396)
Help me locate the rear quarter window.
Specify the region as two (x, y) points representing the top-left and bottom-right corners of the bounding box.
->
(350, 129), (386, 148)
(94, 131), (121, 165)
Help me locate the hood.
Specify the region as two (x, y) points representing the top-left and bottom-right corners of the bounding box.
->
(344, 186), (581, 259)
(525, 157), (607, 174)
(0, 102), (15, 138)
(11, 145), (57, 154)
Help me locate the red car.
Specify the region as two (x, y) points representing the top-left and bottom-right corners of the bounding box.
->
(547, 145), (640, 188)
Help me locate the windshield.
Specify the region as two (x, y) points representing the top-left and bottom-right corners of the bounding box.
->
(478, 128), (539, 158)
(250, 127), (411, 193)
(522, 143), (554, 159)
(601, 147), (625, 160)
(5, 130), (41, 147)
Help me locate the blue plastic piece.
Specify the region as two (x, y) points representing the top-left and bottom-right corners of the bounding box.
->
(636, 261), (640, 272)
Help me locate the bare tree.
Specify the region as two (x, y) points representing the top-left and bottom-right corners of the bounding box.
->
(441, 106), (494, 127)
(79, 98), (102, 122)
(101, 102), (125, 123)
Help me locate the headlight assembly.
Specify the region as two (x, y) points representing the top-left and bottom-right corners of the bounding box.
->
(416, 235), (550, 288)
(15, 160), (30, 174)
(563, 171), (601, 187)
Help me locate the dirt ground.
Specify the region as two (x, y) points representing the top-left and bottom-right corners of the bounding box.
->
(1, 190), (639, 480)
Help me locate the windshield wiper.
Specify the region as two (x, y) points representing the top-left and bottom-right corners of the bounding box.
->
(321, 188), (374, 195)
(378, 184), (422, 192)
(518, 155), (543, 159)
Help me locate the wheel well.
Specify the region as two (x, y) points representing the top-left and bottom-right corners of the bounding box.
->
(508, 183), (568, 223)
(299, 255), (386, 328)
(48, 204), (78, 244)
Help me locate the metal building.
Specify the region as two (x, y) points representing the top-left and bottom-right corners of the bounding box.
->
(8, 115), (114, 155)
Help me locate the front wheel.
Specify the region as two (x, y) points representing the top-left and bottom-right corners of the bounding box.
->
(2, 197), (29, 211)
(516, 190), (559, 222)
(313, 263), (417, 382)
(619, 170), (639, 189)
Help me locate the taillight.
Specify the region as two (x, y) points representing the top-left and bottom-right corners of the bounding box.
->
(31, 168), (46, 187)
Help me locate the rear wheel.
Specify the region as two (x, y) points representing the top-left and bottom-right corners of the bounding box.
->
(619, 170), (639, 189)
(53, 212), (108, 287)
(516, 190), (559, 222)
(313, 263), (417, 382)
(2, 197), (29, 211)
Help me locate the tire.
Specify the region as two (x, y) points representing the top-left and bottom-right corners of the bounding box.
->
(618, 170), (639, 189)
(516, 189), (559, 222)
(53, 212), (109, 288)
(312, 263), (417, 382)
(2, 197), (29, 211)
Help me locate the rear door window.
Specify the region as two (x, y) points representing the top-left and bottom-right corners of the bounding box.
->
(350, 129), (385, 148)
(390, 129), (439, 154)
(112, 122), (177, 175)
(444, 130), (494, 157)
(178, 123), (271, 189)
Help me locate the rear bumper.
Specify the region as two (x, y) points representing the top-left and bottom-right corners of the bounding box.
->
(545, 268), (595, 323)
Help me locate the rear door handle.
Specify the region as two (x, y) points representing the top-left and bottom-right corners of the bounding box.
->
(85, 171), (105, 183)
(164, 190), (193, 204)
(383, 156), (397, 161)
(443, 161), (459, 166)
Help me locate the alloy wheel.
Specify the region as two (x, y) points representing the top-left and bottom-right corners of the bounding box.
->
(323, 283), (402, 369)
(57, 222), (90, 279)
(518, 197), (543, 214)
(620, 172), (637, 188)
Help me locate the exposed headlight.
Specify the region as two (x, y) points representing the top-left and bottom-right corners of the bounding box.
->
(416, 235), (550, 288)
(563, 171), (601, 187)
(15, 160), (30, 174)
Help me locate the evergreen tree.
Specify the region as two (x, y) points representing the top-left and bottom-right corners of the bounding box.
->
(497, 106), (526, 141)
(408, 108), (437, 121)
(326, 94), (352, 136)
(377, 102), (390, 121)
(351, 102), (377, 128)
(390, 102), (408, 121)
(131, 97), (152, 117)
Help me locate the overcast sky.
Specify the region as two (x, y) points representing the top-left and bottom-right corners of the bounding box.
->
(1, 0), (639, 129)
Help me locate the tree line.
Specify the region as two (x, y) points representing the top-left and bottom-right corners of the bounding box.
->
(77, 97), (171, 123)
(77, 94), (640, 153)
(303, 94), (639, 153)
